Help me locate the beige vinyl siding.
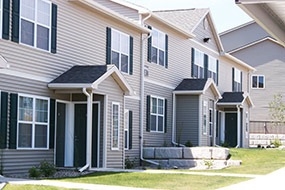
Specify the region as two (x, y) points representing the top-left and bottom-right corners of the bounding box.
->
(144, 82), (172, 147)
(97, 76), (124, 168)
(144, 20), (191, 87)
(192, 16), (219, 52)
(2, 150), (53, 175)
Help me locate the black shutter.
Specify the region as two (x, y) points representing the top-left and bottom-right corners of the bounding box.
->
(164, 99), (167, 133)
(191, 48), (195, 77)
(2, 0), (10, 40)
(240, 72), (243, 92)
(9, 93), (18, 149)
(165, 34), (168, 68)
(129, 36), (133, 75)
(232, 67), (235, 92)
(216, 60), (219, 85)
(49, 99), (55, 149)
(146, 95), (151, 132)
(11, 0), (19, 43)
(106, 27), (112, 64)
(0, 92), (8, 148)
(147, 26), (152, 62)
(128, 111), (133, 149)
(204, 54), (208, 79)
(51, 4), (57, 53)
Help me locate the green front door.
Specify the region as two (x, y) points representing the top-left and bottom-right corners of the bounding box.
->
(225, 113), (237, 147)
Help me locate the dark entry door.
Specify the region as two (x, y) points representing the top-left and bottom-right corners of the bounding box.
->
(56, 102), (66, 167)
(225, 113), (237, 147)
(74, 103), (99, 168)
(74, 104), (87, 168)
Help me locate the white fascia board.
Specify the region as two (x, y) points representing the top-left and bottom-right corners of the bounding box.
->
(0, 54), (9, 69)
(48, 83), (92, 89)
(173, 90), (203, 95)
(204, 78), (222, 99)
(69, 0), (149, 33)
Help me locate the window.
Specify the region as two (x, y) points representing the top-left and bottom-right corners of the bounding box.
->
(193, 49), (204, 79)
(147, 27), (168, 68)
(112, 102), (120, 150)
(124, 110), (129, 150)
(202, 101), (207, 135)
(150, 96), (165, 132)
(0, 0), (2, 38)
(18, 95), (49, 149)
(20, 0), (51, 51)
(233, 68), (242, 92)
(209, 108), (213, 137)
(252, 75), (265, 89)
(208, 56), (218, 83)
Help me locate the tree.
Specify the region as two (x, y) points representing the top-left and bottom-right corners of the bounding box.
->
(269, 93), (285, 126)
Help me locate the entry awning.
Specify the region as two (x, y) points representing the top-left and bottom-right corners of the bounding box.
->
(48, 65), (133, 95)
(217, 92), (254, 107)
(173, 78), (221, 99)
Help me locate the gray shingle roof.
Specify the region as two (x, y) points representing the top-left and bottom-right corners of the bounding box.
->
(50, 65), (107, 84)
(154, 8), (209, 33)
(218, 92), (244, 103)
(175, 78), (208, 91)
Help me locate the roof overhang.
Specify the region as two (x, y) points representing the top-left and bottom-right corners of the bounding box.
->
(221, 53), (256, 72)
(48, 65), (134, 95)
(68, 0), (150, 33)
(217, 92), (254, 107)
(0, 54), (9, 69)
(236, 0), (285, 47)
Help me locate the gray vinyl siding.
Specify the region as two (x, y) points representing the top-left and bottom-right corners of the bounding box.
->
(2, 150), (53, 175)
(192, 16), (219, 52)
(98, 76), (124, 168)
(124, 98), (140, 163)
(144, 82), (173, 147)
(176, 95), (199, 146)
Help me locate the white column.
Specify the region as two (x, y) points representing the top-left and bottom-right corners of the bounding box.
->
(86, 92), (93, 168)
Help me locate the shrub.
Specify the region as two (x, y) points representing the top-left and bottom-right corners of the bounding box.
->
(29, 166), (41, 178)
(39, 161), (56, 177)
(185, 140), (193, 147)
(271, 139), (282, 148)
(125, 157), (136, 169)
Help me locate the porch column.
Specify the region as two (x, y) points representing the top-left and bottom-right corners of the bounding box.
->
(237, 105), (241, 148)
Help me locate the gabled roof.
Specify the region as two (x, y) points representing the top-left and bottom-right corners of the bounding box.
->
(236, 0), (285, 47)
(0, 54), (9, 69)
(174, 78), (221, 98)
(154, 9), (224, 53)
(48, 65), (133, 95)
(217, 92), (254, 107)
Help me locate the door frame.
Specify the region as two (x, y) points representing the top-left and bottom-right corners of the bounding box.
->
(224, 111), (238, 147)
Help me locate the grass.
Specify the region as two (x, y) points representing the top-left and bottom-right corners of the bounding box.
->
(3, 184), (69, 190)
(4, 148), (285, 190)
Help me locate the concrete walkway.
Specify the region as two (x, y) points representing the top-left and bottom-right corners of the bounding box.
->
(1, 167), (284, 190)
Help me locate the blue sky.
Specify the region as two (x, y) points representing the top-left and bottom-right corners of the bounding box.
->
(126, 0), (253, 33)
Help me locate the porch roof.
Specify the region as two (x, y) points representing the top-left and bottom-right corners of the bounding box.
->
(217, 92), (254, 107)
(48, 65), (133, 95)
(173, 78), (221, 98)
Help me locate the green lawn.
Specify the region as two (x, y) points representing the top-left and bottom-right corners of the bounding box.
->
(3, 184), (68, 190)
(4, 148), (285, 190)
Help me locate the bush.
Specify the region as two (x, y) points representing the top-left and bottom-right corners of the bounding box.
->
(39, 161), (56, 177)
(271, 139), (282, 148)
(125, 157), (136, 169)
(29, 166), (41, 178)
(185, 140), (193, 147)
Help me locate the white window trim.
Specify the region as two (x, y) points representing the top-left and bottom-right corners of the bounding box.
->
(209, 108), (213, 137)
(19, 0), (52, 51)
(17, 93), (50, 150)
(124, 109), (129, 150)
(111, 102), (120, 150)
(251, 75), (265, 89)
(151, 27), (166, 66)
(150, 95), (165, 133)
(193, 49), (204, 78)
(234, 68), (241, 83)
(0, 0), (2, 39)
(202, 100), (207, 135)
(111, 28), (130, 74)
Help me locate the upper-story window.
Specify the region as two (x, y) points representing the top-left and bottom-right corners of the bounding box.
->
(20, 0), (52, 51)
(252, 75), (265, 89)
(106, 27), (133, 75)
(192, 49), (204, 78)
(147, 26), (168, 68)
(233, 68), (242, 92)
(208, 56), (218, 84)
(18, 94), (49, 149)
(11, 0), (57, 53)
(0, 0), (2, 38)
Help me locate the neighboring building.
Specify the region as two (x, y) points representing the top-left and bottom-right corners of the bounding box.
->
(0, 0), (254, 175)
(220, 21), (285, 146)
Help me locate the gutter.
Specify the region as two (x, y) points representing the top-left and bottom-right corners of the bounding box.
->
(139, 13), (159, 166)
(80, 88), (92, 172)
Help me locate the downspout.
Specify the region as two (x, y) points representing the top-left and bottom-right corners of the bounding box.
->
(236, 105), (241, 148)
(79, 87), (92, 172)
(139, 12), (159, 166)
(172, 92), (185, 147)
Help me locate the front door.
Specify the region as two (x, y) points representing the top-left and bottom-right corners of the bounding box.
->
(225, 113), (237, 147)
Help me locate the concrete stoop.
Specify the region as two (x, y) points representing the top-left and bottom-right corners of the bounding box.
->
(143, 146), (241, 169)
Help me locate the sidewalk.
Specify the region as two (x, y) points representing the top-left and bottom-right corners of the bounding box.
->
(1, 167), (285, 190)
